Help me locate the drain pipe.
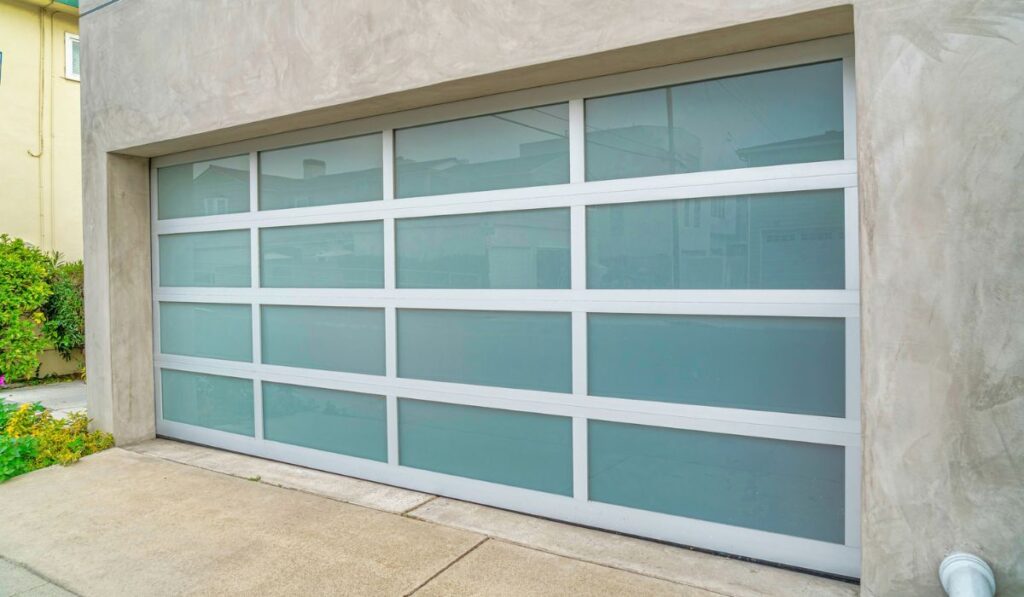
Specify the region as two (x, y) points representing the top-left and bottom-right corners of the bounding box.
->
(939, 553), (996, 597)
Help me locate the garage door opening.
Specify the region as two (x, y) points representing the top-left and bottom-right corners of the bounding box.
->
(150, 35), (860, 577)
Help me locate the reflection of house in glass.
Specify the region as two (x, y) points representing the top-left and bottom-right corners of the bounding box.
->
(184, 164), (249, 215)
(189, 160), (386, 212)
(395, 139), (568, 198)
(397, 210), (569, 289)
(736, 130), (844, 167)
(589, 190), (845, 289)
(585, 125), (703, 179)
(260, 158), (383, 209)
(261, 221), (383, 288)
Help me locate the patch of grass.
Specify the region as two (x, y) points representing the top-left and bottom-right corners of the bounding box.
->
(0, 397), (113, 482)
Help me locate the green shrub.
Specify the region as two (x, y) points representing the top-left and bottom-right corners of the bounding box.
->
(0, 398), (113, 482)
(42, 259), (85, 361)
(0, 235), (53, 382)
(0, 435), (37, 482)
(0, 239), (86, 382)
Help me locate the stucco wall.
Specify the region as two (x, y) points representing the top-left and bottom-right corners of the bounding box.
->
(0, 0), (82, 260)
(79, 1), (1024, 594)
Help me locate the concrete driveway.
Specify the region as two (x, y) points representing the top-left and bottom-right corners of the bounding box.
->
(0, 443), (856, 596)
(1, 381), (86, 419)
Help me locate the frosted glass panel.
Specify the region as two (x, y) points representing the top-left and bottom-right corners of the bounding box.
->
(159, 230), (251, 287)
(395, 104), (569, 198)
(399, 399), (572, 495)
(587, 190), (844, 289)
(586, 61), (843, 181)
(263, 382), (386, 461)
(160, 369), (254, 436)
(260, 221), (384, 288)
(397, 310), (571, 392)
(259, 134), (383, 210)
(261, 305), (385, 375)
(157, 155), (250, 219)
(588, 314), (844, 417)
(589, 421), (845, 543)
(396, 209), (570, 289)
(159, 302), (252, 362)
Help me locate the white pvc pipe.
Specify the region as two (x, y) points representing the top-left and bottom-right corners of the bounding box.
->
(939, 553), (996, 597)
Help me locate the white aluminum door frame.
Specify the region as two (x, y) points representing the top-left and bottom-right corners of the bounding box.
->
(150, 35), (861, 577)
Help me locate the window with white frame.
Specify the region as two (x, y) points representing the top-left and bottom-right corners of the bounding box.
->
(150, 36), (860, 578)
(64, 33), (79, 81)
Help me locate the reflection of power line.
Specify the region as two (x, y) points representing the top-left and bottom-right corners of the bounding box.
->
(491, 113), (568, 139)
(533, 106), (689, 167)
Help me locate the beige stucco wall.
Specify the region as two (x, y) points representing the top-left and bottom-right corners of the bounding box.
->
(79, 1), (1024, 594)
(0, 0), (81, 261)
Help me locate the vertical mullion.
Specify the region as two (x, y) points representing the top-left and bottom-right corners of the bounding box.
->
(570, 205), (586, 290)
(249, 151), (259, 211)
(383, 219), (396, 290)
(387, 395), (399, 466)
(842, 52), (857, 161)
(841, 44), (860, 555)
(568, 98), (585, 184)
(249, 152), (260, 290)
(385, 295), (397, 472)
(844, 187), (859, 291)
(844, 443), (861, 548)
(571, 311), (587, 395)
(570, 207), (588, 396)
(382, 129), (395, 201)
(844, 316), (861, 421)
(253, 377), (264, 440)
(249, 151), (262, 440)
(571, 312), (588, 501)
(572, 417), (588, 501)
(570, 198), (588, 501)
(251, 304), (263, 440)
(382, 128), (399, 466)
(385, 307), (397, 379)
(251, 305), (262, 366)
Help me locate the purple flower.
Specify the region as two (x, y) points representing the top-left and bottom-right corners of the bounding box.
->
(0, 375), (5, 387)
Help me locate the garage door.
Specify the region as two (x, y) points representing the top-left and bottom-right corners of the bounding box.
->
(151, 36), (860, 577)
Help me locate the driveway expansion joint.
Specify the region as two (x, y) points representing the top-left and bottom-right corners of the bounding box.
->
(403, 537), (490, 596)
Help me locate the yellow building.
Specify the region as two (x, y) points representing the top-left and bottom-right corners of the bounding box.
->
(0, 0), (81, 261)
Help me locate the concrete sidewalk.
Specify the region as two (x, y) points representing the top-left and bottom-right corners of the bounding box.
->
(1, 381), (86, 420)
(0, 443), (857, 596)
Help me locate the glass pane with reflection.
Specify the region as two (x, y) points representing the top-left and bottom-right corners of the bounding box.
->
(396, 209), (570, 288)
(585, 61), (843, 181)
(395, 104), (569, 198)
(397, 309), (572, 393)
(261, 305), (385, 375)
(259, 134), (383, 210)
(399, 399), (572, 495)
(157, 155), (250, 219)
(159, 302), (252, 362)
(160, 369), (254, 436)
(263, 382), (386, 461)
(159, 230), (251, 287)
(589, 420), (845, 543)
(260, 221), (384, 288)
(587, 313), (845, 417)
(587, 190), (845, 289)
